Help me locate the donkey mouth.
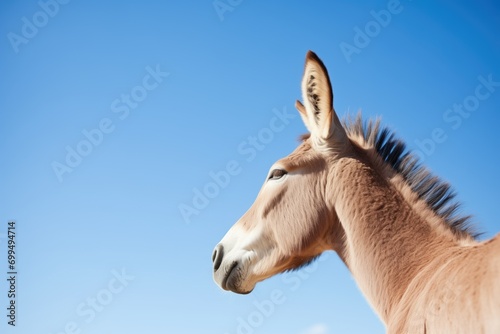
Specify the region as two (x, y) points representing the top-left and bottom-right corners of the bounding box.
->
(222, 261), (252, 295)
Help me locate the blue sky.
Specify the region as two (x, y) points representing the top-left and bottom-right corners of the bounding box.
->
(0, 1), (499, 333)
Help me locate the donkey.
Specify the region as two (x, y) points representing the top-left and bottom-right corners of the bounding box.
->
(212, 51), (500, 333)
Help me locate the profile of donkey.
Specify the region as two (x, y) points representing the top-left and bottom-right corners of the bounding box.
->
(212, 51), (500, 333)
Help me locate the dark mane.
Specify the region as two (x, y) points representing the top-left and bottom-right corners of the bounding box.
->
(344, 114), (479, 239)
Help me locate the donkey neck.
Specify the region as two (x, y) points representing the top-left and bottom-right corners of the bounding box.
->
(328, 154), (460, 324)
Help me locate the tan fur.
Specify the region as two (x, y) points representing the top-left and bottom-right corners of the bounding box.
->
(212, 51), (500, 333)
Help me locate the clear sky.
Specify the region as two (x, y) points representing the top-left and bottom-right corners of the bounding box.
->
(0, 1), (499, 333)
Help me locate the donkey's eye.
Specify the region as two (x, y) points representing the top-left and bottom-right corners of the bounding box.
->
(268, 169), (287, 180)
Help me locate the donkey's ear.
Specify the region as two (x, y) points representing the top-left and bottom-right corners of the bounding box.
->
(299, 51), (346, 142)
(295, 100), (313, 133)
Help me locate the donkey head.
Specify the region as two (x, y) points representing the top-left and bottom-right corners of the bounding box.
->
(213, 51), (351, 294)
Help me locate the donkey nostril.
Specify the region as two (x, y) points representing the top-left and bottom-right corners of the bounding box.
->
(212, 244), (224, 272)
